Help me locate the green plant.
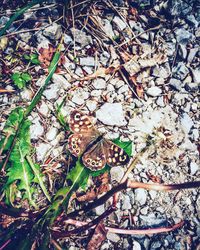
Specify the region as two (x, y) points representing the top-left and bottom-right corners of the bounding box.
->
(11, 72), (31, 89)
(24, 53), (40, 65)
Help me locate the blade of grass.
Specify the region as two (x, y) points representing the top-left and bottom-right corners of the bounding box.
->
(0, 0), (46, 37)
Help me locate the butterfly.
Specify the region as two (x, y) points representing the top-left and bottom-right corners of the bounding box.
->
(67, 110), (130, 171)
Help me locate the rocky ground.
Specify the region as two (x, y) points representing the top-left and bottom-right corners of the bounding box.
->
(0, 0), (199, 249)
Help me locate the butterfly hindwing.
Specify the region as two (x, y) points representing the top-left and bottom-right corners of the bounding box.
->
(82, 140), (107, 171)
(103, 140), (130, 167)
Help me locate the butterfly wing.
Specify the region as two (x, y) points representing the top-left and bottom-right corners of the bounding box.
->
(82, 139), (107, 171)
(68, 110), (99, 157)
(69, 110), (94, 133)
(103, 140), (130, 167)
(68, 131), (98, 157)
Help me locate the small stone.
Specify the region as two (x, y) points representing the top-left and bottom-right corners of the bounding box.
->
(30, 118), (44, 140)
(82, 66), (93, 74)
(178, 44), (187, 59)
(70, 28), (92, 48)
(96, 103), (127, 126)
(110, 166), (124, 182)
(189, 161), (199, 175)
(135, 188), (147, 205)
(36, 143), (51, 161)
(132, 240), (142, 250)
(107, 84), (115, 92)
(86, 100), (97, 112)
(100, 51), (110, 66)
(169, 78), (183, 91)
(140, 207), (148, 215)
(140, 213), (166, 226)
(43, 23), (62, 40)
(79, 57), (95, 66)
(186, 15), (199, 27)
(52, 74), (71, 90)
(71, 88), (89, 105)
(180, 113), (194, 134)
(122, 195), (132, 210)
(187, 47), (199, 62)
(64, 34), (72, 44)
(94, 204), (105, 216)
(38, 102), (49, 116)
(114, 79), (124, 89)
(118, 85), (129, 94)
(102, 19), (115, 38)
(106, 131), (119, 140)
(113, 16), (127, 30)
(19, 31), (32, 43)
(43, 83), (60, 100)
(151, 241), (162, 249)
(149, 190), (157, 200)
(173, 62), (189, 80)
(116, 94), (124, 102)
(20, 88), (33, 101)
(92, 78), (107, 89)
(175, 28), (193, 44)
(191, 68), (200, 83)
(156, 96), (165, 107)
(185, 82), (199, 92)
(107, 232), (120, 243)
(152, 65), (170, 78)
(46, 127), (58, 141)
(146, 86), (162, 97)
(191, 129), (199, 141)
(91, 89), (102, 97)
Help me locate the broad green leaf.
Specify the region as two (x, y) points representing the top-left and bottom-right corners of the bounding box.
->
(11, 72), (20, 80)
(21, 73), (31, 82)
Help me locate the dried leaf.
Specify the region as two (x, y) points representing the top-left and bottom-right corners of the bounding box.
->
(146, 171), (163, 184)
(38, 45), (55, 68)
(77, 172), (110, 202)
(86, 222), (108, 250)
(124, 53), (167, 76)
(136, 84), (144, 98)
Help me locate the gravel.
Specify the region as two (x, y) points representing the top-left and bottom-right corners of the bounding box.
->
(0, 0), (199, 249)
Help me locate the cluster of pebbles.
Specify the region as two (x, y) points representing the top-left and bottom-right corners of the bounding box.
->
(0, 0), (199, 249)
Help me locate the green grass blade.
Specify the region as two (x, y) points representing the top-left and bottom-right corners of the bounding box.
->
(0, 0), (45, 37)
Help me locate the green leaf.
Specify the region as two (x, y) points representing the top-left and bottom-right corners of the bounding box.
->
(11, 72), (20, 81)
(24, 54), (30, 60)
(1, 108), (50, 207)
(26, 156), (51, 202)
(5, 120), (37, 207)
(112, 138), (133, 156)
(56, 96), (69, 130)
(21, 73), (31, 82)
(66, 159), (90, 191)
(89, 164), (110, 177)
(31, 58), (40, 64)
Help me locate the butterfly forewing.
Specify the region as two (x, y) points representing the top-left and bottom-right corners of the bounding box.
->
(103, 140), (130, 167)
(69, 110), (94, 133)
(68, 110), (99, 157)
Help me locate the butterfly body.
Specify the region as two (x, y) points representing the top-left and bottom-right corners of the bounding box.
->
(68, 110), (129, 171)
